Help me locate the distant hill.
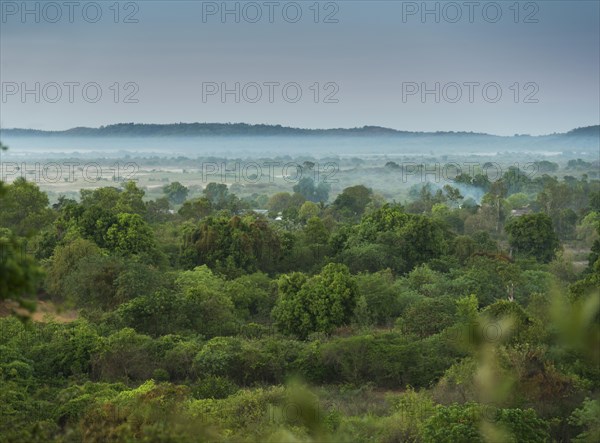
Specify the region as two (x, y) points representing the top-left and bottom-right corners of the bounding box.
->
(0, 123), (600, 154)
(1, 124), (597, 156)
(565, 125), (600, 137)
(0, 122), (512, 138)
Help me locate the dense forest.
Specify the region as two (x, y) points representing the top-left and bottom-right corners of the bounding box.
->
(1, 140), (599, 442)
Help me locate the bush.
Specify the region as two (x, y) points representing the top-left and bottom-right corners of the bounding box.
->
(272, 264), (358, 339)
(193, 337), (244, 380)
(192, 376), (239, 399)
(92, 328), (158, 381)
(321, 333), (457, 388)
(422, 403), (482, 443)
(396, 296), (457, 339)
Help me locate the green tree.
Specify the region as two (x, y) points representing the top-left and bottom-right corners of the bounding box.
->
(333, 185), (372, 217)
(303, 217), (329, 246)
(44, 237), (102, 299)
(506, 192), (530, 209)
(482, 180), (508, 233)
(145, 196), (172, 223)
(193, 336), (243, 378)
(116, 290), (189, 337)
(225, 272), (274, 321)
(267, 192), (305, 215)
(117, 181), (147, 215)
(271, 272), (311, 338)
(422, 403), (483, 442)
(80, 186), (121, 211)
(182, 215), (282, 275)
(451, 256), (521, 306)
(62, 254), (123, 309)
(452, 235), (477, 264)
(355, 270), (402, 326)
(354, 204), (410, 242)
(114, 261), (168, 302)
(293, 178), (330, 203)
(505, 213), (560, 263)
(423, 404), (549, 443)
(76, 204), (117, 247)
(93, 328), (157, 381)
(0, 178), (54, 236)
(569, 398), (600, 443)
(298, 201), (320, 222)
(272, 263), (358, 338)
(178, 197), (212, 221)
(337, 204), (447, 274)
(502, 166), (532, 195)
(163, 181), (189, 204)
(105, 213), (158, 258)
(0, 228), (43, 305)
(397, 296), (456, 338)
(443, 185), (463, 208)
(555, 208), (578, 240)
(176, 266), (236, 336)
(1, 141), (44, 309)
(203, 182), (240, 210)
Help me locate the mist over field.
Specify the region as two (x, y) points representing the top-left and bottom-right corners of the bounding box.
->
(1, 124), (598, 158)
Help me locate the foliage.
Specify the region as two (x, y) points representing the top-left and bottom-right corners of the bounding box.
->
(0, 161), (598, 442)
(163, 181), (189, 204)
(105, 212), (158, 257)
(337, 204), (448, 274)
(0, 178), (54, 237)
(0, 228), (43, 305)
(569, 398), (600, 442)
(333, 185), (372, 218)
(182, 214), (283, 276)
(506, 213), (560, 263)
(272, 264), (358, 339)
(422, 403), (550, 443)
(397, 296), (457, 338)
(293, 177), (330, 203)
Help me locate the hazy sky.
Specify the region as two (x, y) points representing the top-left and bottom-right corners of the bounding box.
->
(1, 0), (599, 135)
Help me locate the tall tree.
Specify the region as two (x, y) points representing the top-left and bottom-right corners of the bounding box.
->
(505, 213), (560, 263)
(333, 185), (373, 217)
(0, 143), (43, 307)
(272, 263), (358, 338)
(293, 178), (330, 203)
(163, 181), (189, 204)
(0, 178), (54, 236)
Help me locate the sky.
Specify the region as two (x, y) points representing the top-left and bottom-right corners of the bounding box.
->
(0, 0), (599, 135)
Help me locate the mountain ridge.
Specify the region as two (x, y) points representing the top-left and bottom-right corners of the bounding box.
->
(2, 123), (598, 138)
